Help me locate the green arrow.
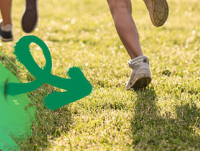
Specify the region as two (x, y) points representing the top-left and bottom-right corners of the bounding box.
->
(5, 35), (93, 110)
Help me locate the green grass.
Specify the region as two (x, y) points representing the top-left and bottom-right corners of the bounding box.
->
(0, 0), (200, 150)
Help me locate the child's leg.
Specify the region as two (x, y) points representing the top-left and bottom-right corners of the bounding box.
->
(107, 0), (143, 59)
(0, 0), (12, 26)
(0, 0), (13, 41)
(107, 0), (151, 90)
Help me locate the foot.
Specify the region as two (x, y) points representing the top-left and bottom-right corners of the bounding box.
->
(143, 0), (169, 27)
(21, 0), (38, 33)
(0, 23), (13, 42)
(125, 56), (151, 90)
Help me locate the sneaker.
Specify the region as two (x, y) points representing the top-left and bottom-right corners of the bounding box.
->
(21, 0), (38, 33)
(143, 0), (169, 27)
(125, 55), (151, 90)
(0, 23), (13, 42)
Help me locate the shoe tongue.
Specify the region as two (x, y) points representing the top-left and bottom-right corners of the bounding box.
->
(2, 24), (12, 31)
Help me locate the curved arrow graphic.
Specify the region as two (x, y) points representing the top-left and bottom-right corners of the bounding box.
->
(5, 35), (93, 110)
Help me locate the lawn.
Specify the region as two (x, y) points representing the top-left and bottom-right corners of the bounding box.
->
(0, 0), (200, 150)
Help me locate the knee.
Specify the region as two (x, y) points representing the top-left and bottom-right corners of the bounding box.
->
(107, 0), (131, 16)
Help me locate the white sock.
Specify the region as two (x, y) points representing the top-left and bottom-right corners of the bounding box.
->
(2, 24), (12, 32)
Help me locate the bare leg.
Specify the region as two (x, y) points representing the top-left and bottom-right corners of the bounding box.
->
(0, 0), (12, 26)
(107, 0), (143, 59)
(107, 0), (151, 90)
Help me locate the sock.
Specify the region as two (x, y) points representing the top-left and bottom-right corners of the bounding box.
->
(1, 24), (12, 32)
(128, 55), (147, 63)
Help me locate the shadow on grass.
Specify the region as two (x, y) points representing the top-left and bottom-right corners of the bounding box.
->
(0, 53), (72, 150)
(19, 86), (72, 150)
(131, 87), (200, 150)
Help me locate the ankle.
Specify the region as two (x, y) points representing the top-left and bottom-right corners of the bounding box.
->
(129, 53), (144, 59)
(130, 54), (144, 60)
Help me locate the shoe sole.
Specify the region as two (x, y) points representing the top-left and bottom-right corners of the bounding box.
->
(21, 0), (38, 33)
(132, 77), (151, 90)
(0, 35), (13, 42)
(144, 0), (169, 27)
(126, 76), (151, 91)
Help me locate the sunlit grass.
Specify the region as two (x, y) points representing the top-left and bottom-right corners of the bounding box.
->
(0, 0), (200, 150)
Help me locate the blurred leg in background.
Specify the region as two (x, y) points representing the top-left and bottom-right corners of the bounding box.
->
(0, 0), (13, 41)
(0, 0), (12, 26)
(0, 0), (39, 42)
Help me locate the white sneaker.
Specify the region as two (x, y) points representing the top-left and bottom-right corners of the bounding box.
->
(125, 55), (151, 90)
(0, 23), (13, 42)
